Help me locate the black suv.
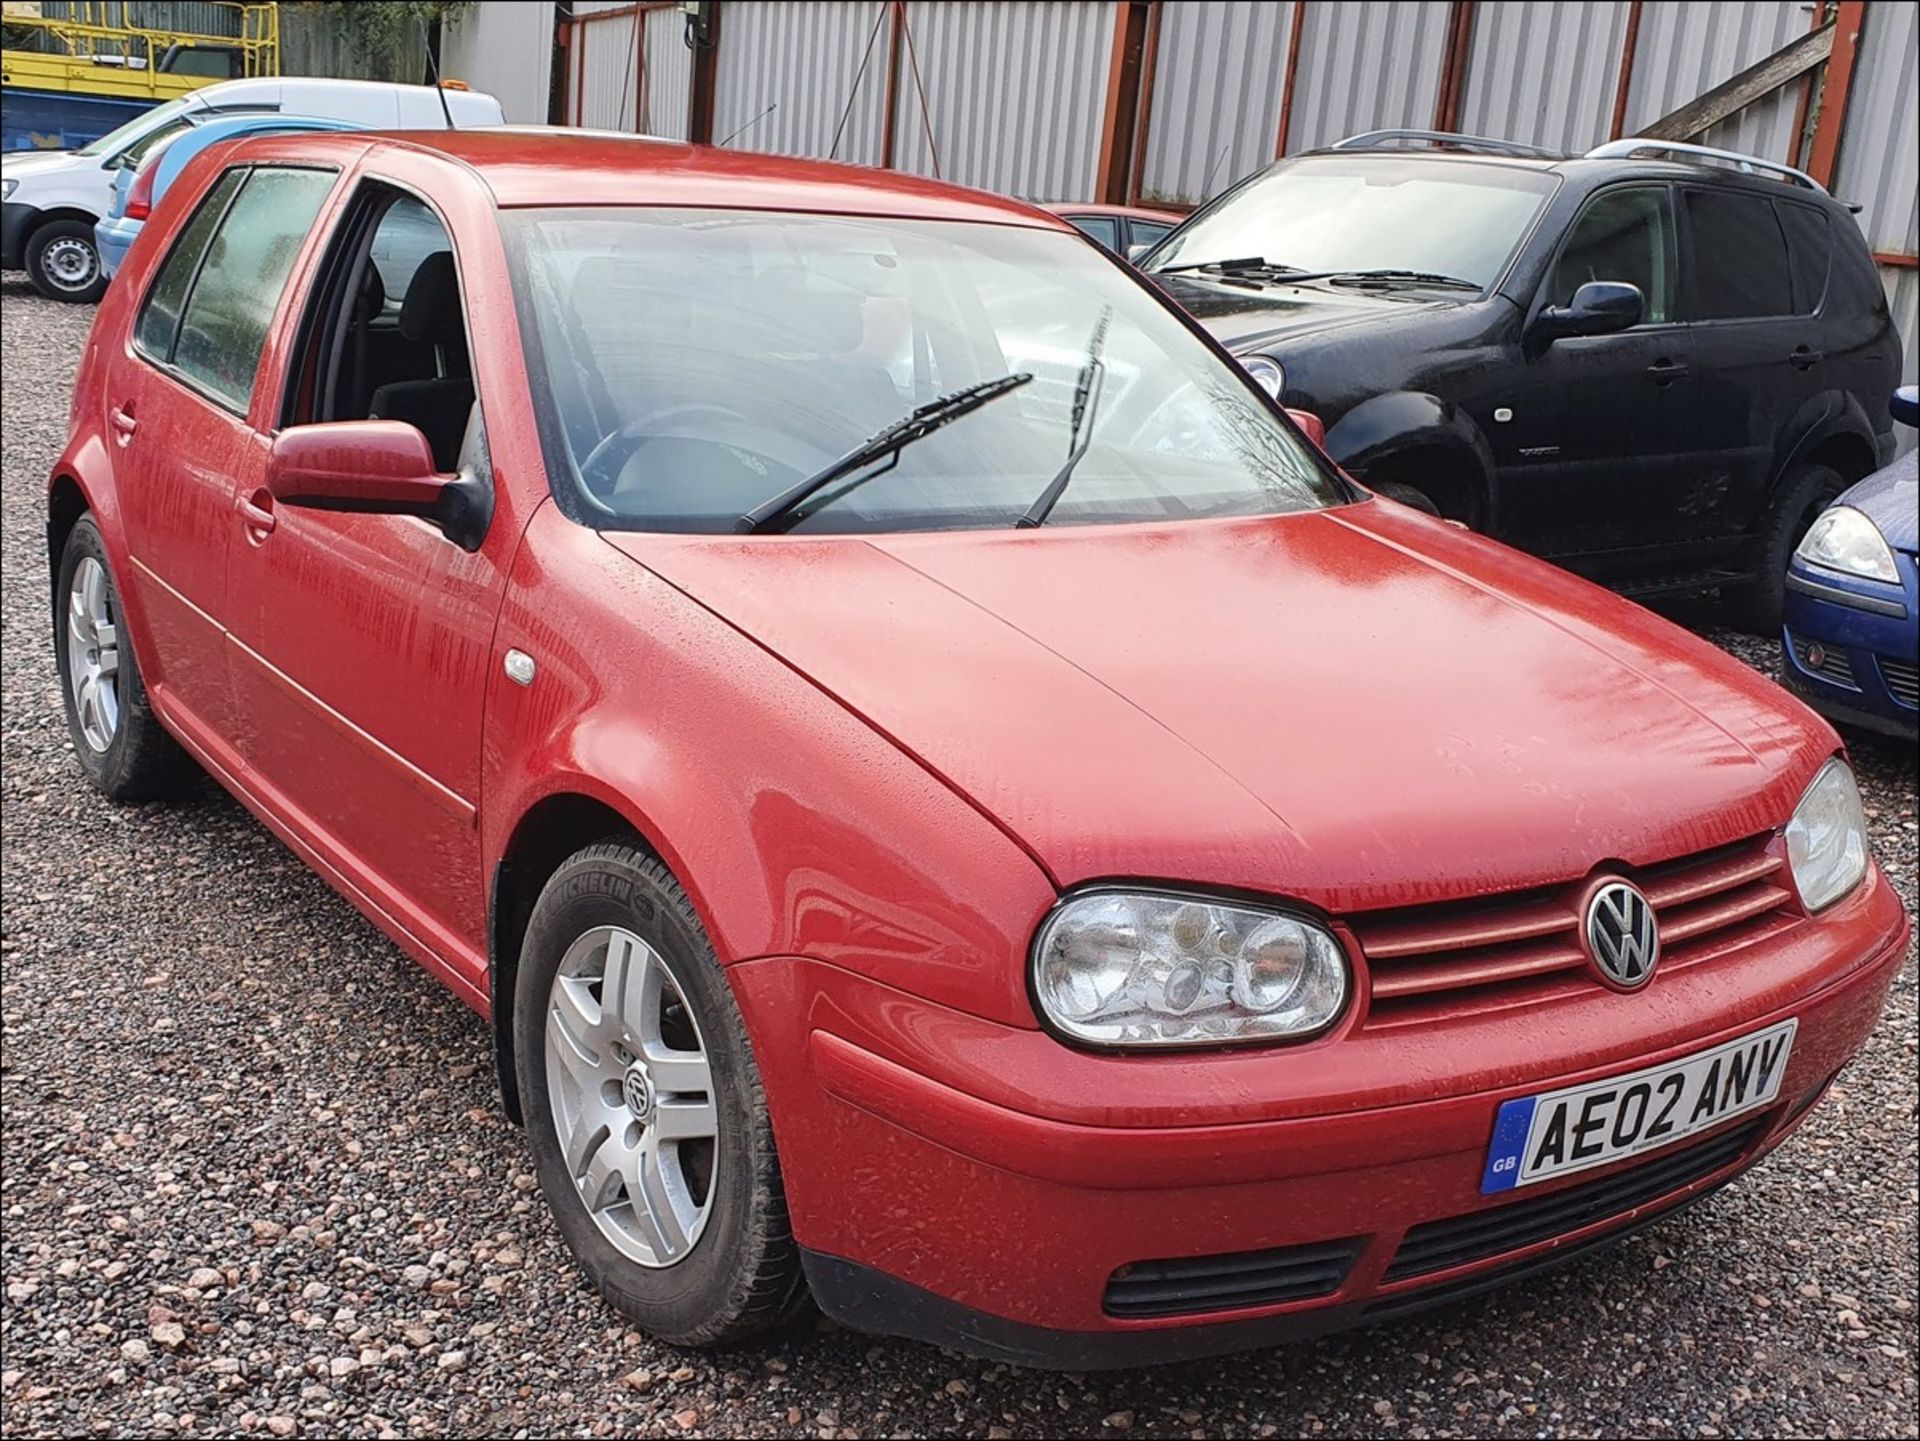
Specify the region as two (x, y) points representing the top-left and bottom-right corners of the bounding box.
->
(1146, 131), (1903, 627)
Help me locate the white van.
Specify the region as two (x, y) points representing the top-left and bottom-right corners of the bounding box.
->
(1, 77), (502, 301)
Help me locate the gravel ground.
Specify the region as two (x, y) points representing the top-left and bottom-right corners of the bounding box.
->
(2, 278), (1915, 1440)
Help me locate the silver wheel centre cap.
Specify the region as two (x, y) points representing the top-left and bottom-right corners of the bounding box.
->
(621, 1063), (656, 1124)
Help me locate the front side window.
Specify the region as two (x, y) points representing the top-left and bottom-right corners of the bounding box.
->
(1149, 156), (1556, 291)
(504, 208), (1346, 535)
(169, 167), (337, 411)
(1550, 186), (1674, 322)
(1682, 189), (1792, 321)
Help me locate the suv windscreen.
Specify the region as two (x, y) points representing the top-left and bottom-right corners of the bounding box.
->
(1147, 155), (1556, 290)
(504, 207), (1346, 535)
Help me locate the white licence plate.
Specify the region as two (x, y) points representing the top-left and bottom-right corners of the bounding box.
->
(1481, 1019), (1796, 1194)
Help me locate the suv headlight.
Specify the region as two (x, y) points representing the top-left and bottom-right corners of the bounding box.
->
(1031, 890), (1348, 1048)
(1239, 355), (1284, 399)
(1795, 506), (1898, 584)
(1786, 758), (1870, 911)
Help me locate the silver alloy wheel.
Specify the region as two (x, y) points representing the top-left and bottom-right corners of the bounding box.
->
(40, 235), (99, 293)
(545, 924), (719, 1268)
(65, 556), (120, 752)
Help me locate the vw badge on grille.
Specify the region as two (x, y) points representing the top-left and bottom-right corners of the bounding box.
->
(1583, 880), (1659, 990)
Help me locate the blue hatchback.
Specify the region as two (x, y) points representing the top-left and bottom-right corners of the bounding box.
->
(1780, 387), (1919, 741)
(96, 113), (365, 279)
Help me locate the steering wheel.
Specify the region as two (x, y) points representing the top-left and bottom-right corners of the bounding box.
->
(579, 403), (771, 494)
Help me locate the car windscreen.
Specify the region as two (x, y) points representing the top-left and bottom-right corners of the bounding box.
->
(502, 207), (1346, 535)
(76, 99), (193, 163)
(1149, 156), (1556, 290)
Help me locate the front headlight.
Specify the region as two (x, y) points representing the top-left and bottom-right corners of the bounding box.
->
(1795, 506), (1898, 584)
(1239, 355), (1284, 399)
(1786, 758), (1870, 911)
(1031, 890), (1348, 1048)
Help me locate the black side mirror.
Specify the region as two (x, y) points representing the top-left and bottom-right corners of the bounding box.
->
(1533, 281), (1644, 344)
(1892, 385), (1919, 428)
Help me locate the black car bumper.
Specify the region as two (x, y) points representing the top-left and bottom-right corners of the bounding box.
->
(2, 201), (36, 270)
(800, 1172), (1738, 1370)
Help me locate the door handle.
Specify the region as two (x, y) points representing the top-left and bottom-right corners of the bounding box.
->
(235, 489), (277, 538)
(109, 406), (138, 443)
(1645, 358), (1691, 385)
(1789, 345), (1824, 370)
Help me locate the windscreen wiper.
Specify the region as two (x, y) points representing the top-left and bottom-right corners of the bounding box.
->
(1016, 307), (1111, 530)
(735, 372), (1032, 535)
(1323, 269), (1481, 291)
(1154, 256), (1313, 278)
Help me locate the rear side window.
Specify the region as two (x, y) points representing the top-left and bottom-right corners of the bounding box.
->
(1775, 202), (1832, 315)
(134, 168), (243, 360)
(1682, 189), (1792, 320)
(138, 166), (336, 412)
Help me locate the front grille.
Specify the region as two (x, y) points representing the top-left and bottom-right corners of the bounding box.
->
(1789, 632), (1858, 688)
(1102, 1236), (1364, 1319)
(1382, 1119), (1762, 1282)
(1352, 834), (1798, 1027)
(1882, 658), (1919, 708)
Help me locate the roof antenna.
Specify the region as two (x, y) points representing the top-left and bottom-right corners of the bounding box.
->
(421, 15), (458, 130)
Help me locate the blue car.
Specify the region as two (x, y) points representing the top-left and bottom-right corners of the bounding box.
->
(95, 113), (365, 278)
(1781, 386), (1919, 741)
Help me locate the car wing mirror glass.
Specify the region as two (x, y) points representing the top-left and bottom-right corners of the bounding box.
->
(1892, 385), (1919, 428)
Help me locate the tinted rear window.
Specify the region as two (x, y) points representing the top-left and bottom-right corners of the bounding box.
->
(1775, 201), (1832, 315)
(1682, 189), (1792, 320)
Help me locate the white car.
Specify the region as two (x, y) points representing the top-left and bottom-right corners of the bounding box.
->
(1, 76), (501, 302)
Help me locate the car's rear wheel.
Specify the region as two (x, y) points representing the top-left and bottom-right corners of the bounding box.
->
(25, 219), (108, 303)
(54, 516), (194, 800)
(514, 842), (807, 1345)
(1722, 461), (1845, 634)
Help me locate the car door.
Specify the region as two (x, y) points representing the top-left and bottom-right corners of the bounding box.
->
(113, 163), (337, 746)
(1498, 184), (1701, 560)
(1676, 185), (1812, 538)
(222, 169), (516, 978)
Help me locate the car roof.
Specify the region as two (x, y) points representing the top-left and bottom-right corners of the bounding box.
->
(1287, 146), (1841, 208)
(229, 128), (1073, 228)
(1043, 202), (1183, 223)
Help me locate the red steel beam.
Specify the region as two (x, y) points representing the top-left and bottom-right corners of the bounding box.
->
(880, 1), (905, 169)
(1805, 0), (1864, 188)
(1789, 1), (1831, 166)
(1433, 1), (1476, 132)
(1873, 251), (1918, 270)
(1608, 0), (1644, 139)
(1273, 0), (1309, 157)
(1127, 0), (1165, 205)
(1094, 1), (1151, 204)
(687, 0), (721, 144)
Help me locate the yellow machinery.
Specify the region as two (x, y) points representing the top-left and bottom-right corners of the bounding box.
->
(1, 2), (278, 103)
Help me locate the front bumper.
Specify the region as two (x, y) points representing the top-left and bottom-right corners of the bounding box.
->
(2, 200), (35, 269)
(732, 869), (1908, 1367)
(1782, 555), (1918, 742)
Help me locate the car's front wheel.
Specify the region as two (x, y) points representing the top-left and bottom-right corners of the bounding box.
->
(514, 842), (807, 1345)
(25, 219), (108, 303)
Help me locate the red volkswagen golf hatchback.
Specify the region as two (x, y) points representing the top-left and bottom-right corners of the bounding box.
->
(49, 131), (1907, 1367)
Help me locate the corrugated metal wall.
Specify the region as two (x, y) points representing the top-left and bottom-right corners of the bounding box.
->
(643, 5), (691, 140)
(570, 0), (642, 131)
(888, 0), (1116, 200)
(1836, 0), (1917, 257)
(1456, 0), (1633, 155)
(442, 0), (552, 124)
(714, 0), (886, 162)
(1137, 0), (1295, 209)
(1622, 1), (1811, 161)
(1283, 1), (1452, 155)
